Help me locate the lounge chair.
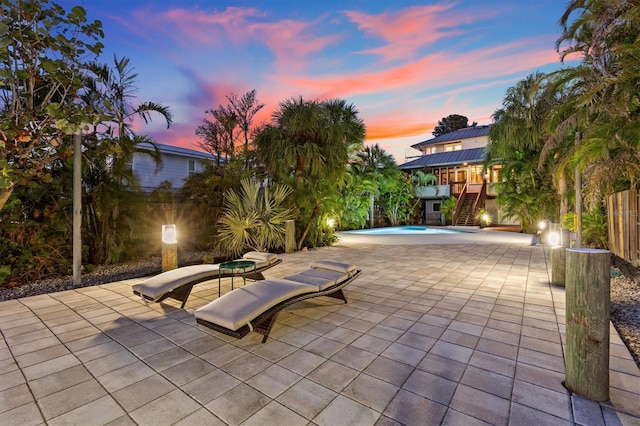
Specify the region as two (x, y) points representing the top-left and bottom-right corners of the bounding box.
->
(194, 260), (361, 343)
(132, 251), (281, 308)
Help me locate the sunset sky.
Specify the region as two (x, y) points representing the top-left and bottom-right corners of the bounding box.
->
(64, 0), (573, 163)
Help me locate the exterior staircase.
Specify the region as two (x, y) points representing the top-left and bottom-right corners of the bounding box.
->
(453, 193), (477, 226)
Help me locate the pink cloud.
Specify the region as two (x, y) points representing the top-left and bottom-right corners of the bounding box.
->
(343, 3), (475, 62)
(123, 6), (338, 73)
(273, 37), (560, 101)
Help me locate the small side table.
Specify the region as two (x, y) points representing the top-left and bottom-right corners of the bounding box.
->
(218, 260), (256, 297)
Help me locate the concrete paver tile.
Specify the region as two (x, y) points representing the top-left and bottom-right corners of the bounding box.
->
(38, 378), (107, 420)
(402, 368), (457, 405)
(220, 352), (272, 381)
(181, 368), (240, 405)
(307, 360), (360, 392)
(243, 400), (308, 426)
(323, 326), (363, 344)
(469, 350), (516, 378)
(512, 379), (572, 420)
(342, 373), (399, 412)
(251, 339), (297, 362)
(383, 388), (447, 426)
(172, 407), (226, 426)
(277, 348), (326, 376)
(129, 389), (200, 426)
(331, 345), (377, 371)
(450, 384), (510, 425)
(442, 408), (491, 425)
(460, 365), (514, 399)
(112, 374), (176, 412)
(314, 394), (380, 426)
(0, 402), (44, 426)
(144, 346), (194, 372)
(0, 369), (25, 392)
(97, 360), (157, 392)
(206, 383), (271, 425)
(22, 354), (80, 381)
(509, 402), (572, 426)
(246, 364), (302, 399)
(84, 349), (138, 377)
(276, 378), (337, 420)
(28, 364), (92, 399)
(303, 336), (347, 357)
(200, 343), (246, 367)
(0, 383), (34, 414)
(381, 342), (426, 367)
(160, 356), (216, 387)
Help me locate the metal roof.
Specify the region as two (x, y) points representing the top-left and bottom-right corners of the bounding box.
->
(410, 124), (491, 150)
(398, 147), (486, 170)
(138, 142), (217, 160)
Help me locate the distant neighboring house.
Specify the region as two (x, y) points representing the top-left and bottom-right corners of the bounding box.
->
(132, 142), (218, 193)
(399, 124), (508, 226)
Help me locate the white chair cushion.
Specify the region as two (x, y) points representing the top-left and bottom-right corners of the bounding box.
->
(283, 272), (335, 290)
(299, 268), (347, 288)
(309, 260), (356, 274)
(243, 251), (278, 264)
(132, 264), (220, 300)
(194, 279), (316, 331)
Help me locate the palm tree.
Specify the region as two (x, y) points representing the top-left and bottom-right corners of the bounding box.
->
(255, 97), (365, 249)
(354, 144), (399, 228)
(80, 55), (173, 264)
(550, 0), (640, 202)
(488, 72), (564, 223)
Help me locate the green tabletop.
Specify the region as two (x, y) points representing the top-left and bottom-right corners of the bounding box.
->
(218, 260), (256, 296)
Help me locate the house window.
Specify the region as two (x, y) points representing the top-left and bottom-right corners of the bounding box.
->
(423, 146), (436, 155)
(432, 203), (441, 212)
(188, 160), (195, 177)
(444, 143), (461, 152)
(470, 165), (484, 184)
(490, 165), (502, 182)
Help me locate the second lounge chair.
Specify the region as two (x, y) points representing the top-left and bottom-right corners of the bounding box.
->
(132, 251), (281, 308)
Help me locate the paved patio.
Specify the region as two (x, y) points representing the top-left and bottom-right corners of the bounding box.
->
(1, 229), (639, 425)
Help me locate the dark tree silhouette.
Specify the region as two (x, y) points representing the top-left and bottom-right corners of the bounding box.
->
(432, 114), (476, 137)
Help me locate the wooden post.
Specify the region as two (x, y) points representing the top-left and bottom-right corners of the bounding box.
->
(564, 248), (611, 401)
(72, 134), (82, 287)
(550, 247), (566, 287)
(162, 243), (178, 272)
(551, 228), (570, 287)
(285, 220), (295, 253)
(161, 224), (178, 272)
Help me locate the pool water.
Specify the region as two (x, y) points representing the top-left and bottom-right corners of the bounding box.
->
(341, 226), (463, 235)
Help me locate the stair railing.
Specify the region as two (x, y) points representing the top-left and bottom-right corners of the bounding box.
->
(470, 179), (488, 225)
(452, 181), (468, 225)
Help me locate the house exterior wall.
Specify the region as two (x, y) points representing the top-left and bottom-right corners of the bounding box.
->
(132, 144), (216, 192)
(461, 136), (488, 150)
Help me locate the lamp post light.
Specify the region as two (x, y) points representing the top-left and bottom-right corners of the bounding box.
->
(162, 224), (178, 271)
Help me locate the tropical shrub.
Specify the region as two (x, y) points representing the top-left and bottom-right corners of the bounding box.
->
(561, 208), (608, 249)
(217, 178), (293, 257)
(440, 197), (457, 225)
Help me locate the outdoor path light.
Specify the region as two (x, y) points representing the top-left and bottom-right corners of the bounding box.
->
(162, 224), (178, 271)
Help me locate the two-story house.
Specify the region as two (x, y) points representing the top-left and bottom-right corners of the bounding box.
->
(398, 124), (504, 226)
(133, 142), (218, 193)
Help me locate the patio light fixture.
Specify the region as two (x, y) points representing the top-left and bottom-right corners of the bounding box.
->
(162, 224), (178, 271)
(162, 224), (177, 244)
(548, 231), (560, 247)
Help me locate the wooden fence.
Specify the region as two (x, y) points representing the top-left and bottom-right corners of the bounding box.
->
(606, 188), (640, 266)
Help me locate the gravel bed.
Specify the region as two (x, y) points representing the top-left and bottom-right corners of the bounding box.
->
(0, 251), (210, 301)
(1, 251), (638, 368)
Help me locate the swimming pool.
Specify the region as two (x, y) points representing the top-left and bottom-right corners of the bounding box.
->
(341, 226), (463, 235)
